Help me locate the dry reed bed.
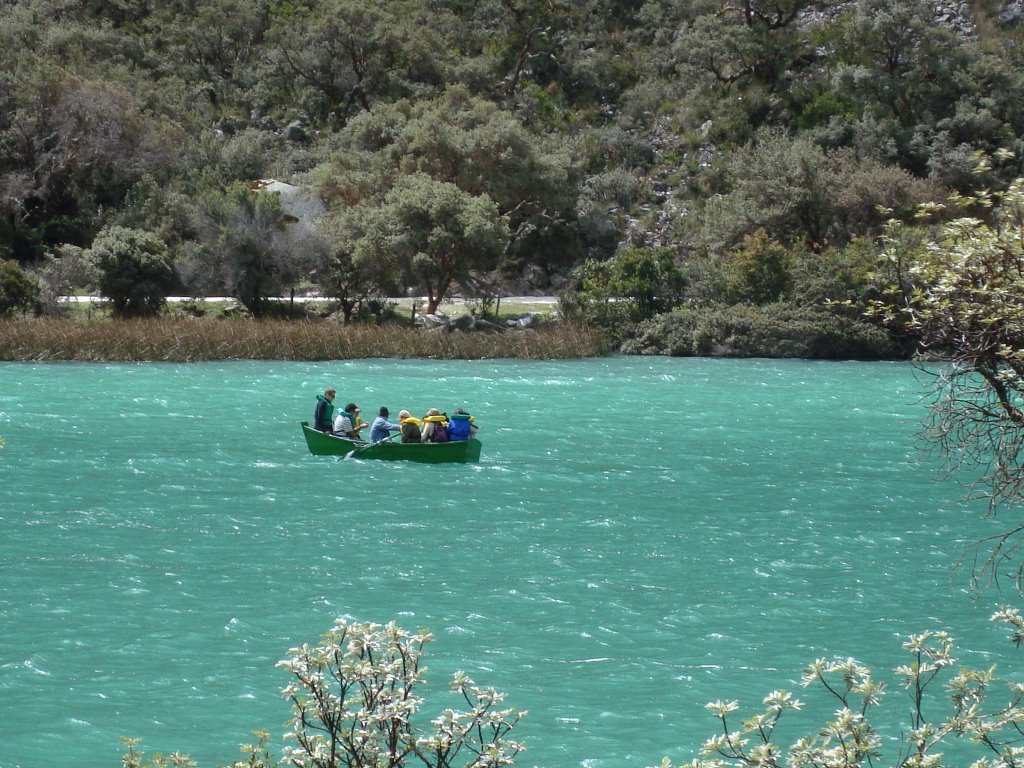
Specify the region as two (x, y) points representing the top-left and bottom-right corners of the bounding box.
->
(0, 318), (610, 361)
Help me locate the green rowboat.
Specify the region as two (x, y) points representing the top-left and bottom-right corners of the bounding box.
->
(300, 421), (482, 463)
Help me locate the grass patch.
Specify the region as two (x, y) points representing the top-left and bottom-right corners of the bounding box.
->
(0, 317), (610, 361)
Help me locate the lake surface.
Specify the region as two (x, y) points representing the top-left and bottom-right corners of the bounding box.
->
(0, 357), (1017, 768)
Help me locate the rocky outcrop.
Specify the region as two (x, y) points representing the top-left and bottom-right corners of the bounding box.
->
(999, 0), (1024, 25)
(417, 311), (544, 333)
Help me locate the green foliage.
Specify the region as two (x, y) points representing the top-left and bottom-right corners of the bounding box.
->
(868, 171), (1024, 583)
(564, 247), (685, 330)
(789, 238), (879, 308)
(86, 226), (175, 318)
(699, 130), (947, 253)
(344, 173), (509, 314)
(33, 244), (96, 315)
(620, 303), (898, 359)
(722, 230), (792, 305)
(829, 0), (961, 135)
(265, 0), (453, 128)
(154, 0), (270, 118)
(311, 215), (385, 323)
(278, 618), (524, 768)
(793, 90), (845, 132)
(189, 183), (311, 316)
(660, 623), (1024, 768)
(317, 87), (580, 273)
(0, 259), (39, 317)
(9, 0), (1024, 347)
(0, 68), (186, 260)
(669, 0), (823, 92)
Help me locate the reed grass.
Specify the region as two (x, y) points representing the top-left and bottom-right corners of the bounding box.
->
(0, 318), (611, 361)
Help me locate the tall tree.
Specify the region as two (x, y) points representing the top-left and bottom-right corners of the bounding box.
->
(669, 0), (830, 90)
(263, 0), (452, 130)
(0, 72), (184, 261)
(316, 87), (579, 274)
(873, 167), (1024, 587)
(87, 225), (176, 317)
(190, 183), (309, 316)
(153, 0), (269, 114)
(343, 173), (509, 314)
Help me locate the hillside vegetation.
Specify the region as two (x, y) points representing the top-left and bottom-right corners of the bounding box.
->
(3, 0), (1024, 357)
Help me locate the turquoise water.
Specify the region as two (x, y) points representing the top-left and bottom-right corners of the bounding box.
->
(0, 357), (1017, 768)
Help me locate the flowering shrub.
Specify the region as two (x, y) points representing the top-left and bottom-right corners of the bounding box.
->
(658, 616), (1024, 768)
(277, 619), (525, 768)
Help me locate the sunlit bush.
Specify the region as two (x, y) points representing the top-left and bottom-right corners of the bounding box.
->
(620, 303), (898, 359)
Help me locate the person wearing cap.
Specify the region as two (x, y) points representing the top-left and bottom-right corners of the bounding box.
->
(369, 407), (401, 443)
(313, 388), (336, 433)
(332, 402), (365, 440)
(398, 409), (422, 443)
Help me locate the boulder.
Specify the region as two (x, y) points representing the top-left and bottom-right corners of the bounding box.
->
(285, 121), (308, 142)
(506, 312), (543, 329)
(420, 313), (449, 329)
(472, 317), (506, 333)
(451, 314), (476, 332)
(999, 0), (1024, 25)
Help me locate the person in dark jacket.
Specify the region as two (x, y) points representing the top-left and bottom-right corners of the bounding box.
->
(398, 410), (421, 443)
(313, 388), (336, 432)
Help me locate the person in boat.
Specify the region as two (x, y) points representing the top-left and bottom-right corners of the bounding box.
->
(447, 408), (477, 442)
(398, 410), (421, 443)
(369, 406), (401, 443)
(333, 403), (366, 440)
(420, 409), (449, 443)
(313, 387), (336, 433)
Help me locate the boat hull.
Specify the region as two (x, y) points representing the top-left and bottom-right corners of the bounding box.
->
(301, 422), (482, 463)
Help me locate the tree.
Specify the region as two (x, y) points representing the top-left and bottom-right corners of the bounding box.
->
(565, 246), (684, 327)
(264, 0), (452, 129)
(873, 172), (1024, 587)
(190, 183), (310, 316)
(33, 244), (97, 315)
(87, 226), (176, 317)
(830, 0), (959, 130)
(315, 87), (579, 275)
(155, 0), (269, 114)
(0, 259), (38, 317)
(277, 618), (524, 768)
(609, 247), (685, 319)
(0, 71), (185, 261)
(699, 130), (947, 254)
(665, 0), (826, 106)
(311, 216), (385, 323)
(345, 174), (509, 315)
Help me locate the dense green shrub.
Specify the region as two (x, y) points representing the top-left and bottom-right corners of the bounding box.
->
(561, 246), (686, 335)
(0, 259), (38, 317)
(620, 303), (900, 359)
(722, 230), (792, 305)
(87, 226), (176, 318)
